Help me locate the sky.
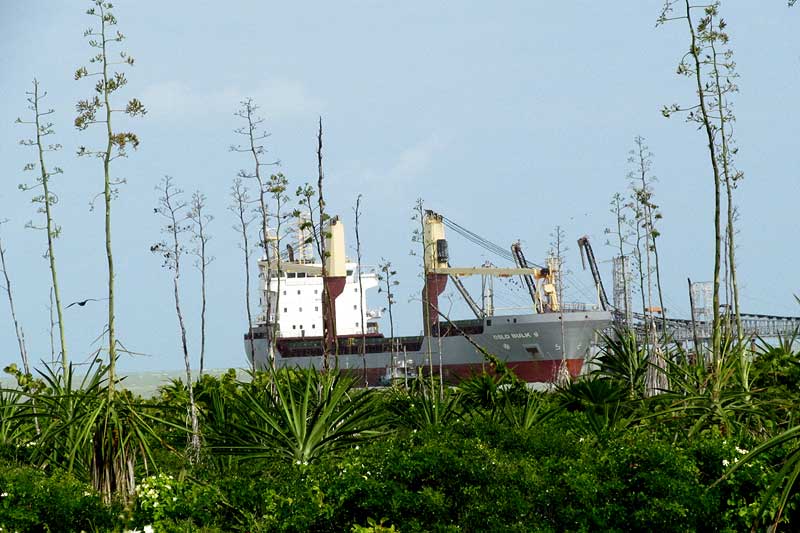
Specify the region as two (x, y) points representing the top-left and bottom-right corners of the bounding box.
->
(0, 1), (798, 373)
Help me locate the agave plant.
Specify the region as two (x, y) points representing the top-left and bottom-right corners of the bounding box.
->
(591, 327), (649, 399)
(648, 341), (772, 439)
(0, 387), (33, 450)
(15, 361), (183, 503)
(498, 389), (546, 431)
(556, 376), (633, 441)
(387, 376), (463, 430)
(751, 330), (800, 394)
(205, 367), (384, 464)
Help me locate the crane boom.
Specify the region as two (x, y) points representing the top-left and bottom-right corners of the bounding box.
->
(577, 235), (610, 311)
(448, 274), (484, 319)
(511, 242), (541, 313)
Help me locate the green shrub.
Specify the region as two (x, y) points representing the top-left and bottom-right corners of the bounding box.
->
(0, 462), (116, 532)
(130, 472), (225, 532)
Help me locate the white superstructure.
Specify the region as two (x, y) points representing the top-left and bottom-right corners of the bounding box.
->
(259, 261), (382, 338)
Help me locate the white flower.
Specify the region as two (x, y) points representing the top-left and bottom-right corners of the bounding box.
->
(144, 526), (155, 533)
(355, 445), (359, 450)
(735, 446), (748, 455)
(722, 459), (730, 467)
(0, 492), (8, 497)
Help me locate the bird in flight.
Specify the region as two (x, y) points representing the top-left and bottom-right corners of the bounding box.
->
(66, 298), (108, 309)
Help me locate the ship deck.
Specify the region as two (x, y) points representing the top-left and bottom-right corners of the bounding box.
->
(248, 319), (487, 358)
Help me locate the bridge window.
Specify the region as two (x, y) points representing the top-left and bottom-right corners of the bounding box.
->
(288, 272), (296, 278)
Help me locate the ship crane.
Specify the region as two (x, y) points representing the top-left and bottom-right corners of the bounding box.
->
(511, 241), (542, 313)
(448, 272), (484, 319)
(577, 235), (610, 311)
(422, 210), (567, 334)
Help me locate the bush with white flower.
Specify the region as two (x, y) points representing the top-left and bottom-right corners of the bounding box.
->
(129, 470), (225, 531)
(133, 473), (180, 527)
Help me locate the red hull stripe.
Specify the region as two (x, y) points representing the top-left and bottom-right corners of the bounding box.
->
(340, 358), (584, 386)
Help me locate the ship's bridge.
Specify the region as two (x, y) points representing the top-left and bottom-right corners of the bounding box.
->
(260, 261), (381, 339)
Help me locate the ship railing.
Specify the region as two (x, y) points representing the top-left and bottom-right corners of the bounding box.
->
(490, 302), (602, 314)
(561, 302), (602, 313)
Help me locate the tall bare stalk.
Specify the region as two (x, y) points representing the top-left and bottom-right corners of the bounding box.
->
(293, 122), (330, 368)
(377, 260), (398, 379)
(607, 192), (632, 321)
(73, 0), (146, 503)
(151, 176), (201, 461)
(232, 99), (278, 369)
(659, 0), (740, 361)
(75, 0), (146, 392)
(0, 223), (30, 376)
(316, 119), (334, 368)
(550, 226), (571, 386)
(267, 173), (289, 362)
(627, 188), (647, 328)
(48, 288), (56, 365)
(411, 199), (436, 392)
(294, 184), (324, 356)
(229, 179), (257, 369)
(630, 137), (668, 341)
(17, 79), (68, 374)
(189, 192), (214, 376)
(353, 194), (367, 385)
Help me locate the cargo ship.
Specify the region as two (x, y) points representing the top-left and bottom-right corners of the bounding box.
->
(245, 210), (612, 385)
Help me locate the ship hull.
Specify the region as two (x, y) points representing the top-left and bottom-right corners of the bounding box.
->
(246, 310), (611, 386)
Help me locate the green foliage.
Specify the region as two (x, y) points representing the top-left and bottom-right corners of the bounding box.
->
(724, 425), (800, 529)
(205, 368), (385, 464)
(556, 376), (633, 442)
(592, 327), (648, 399)
(6, 335), (800, 531)
(387, 377), (462, 430)
(7, 361), (184, 507)
(0, 461), (117, 532)
(752, 332), (800, 401)
(650, 344), (772, 439)
(690, 430), (791, 530)
(351, 517), (399, 533)
(0, 387), (32, 453)
(130, 472), (226, 532)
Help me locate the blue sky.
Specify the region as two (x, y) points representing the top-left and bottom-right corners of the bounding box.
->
(1, 1), (798, 373)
